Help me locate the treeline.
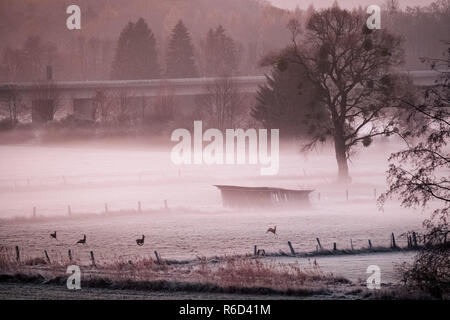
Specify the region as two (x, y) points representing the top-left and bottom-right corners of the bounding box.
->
(0, 0), (449, 82)
(0, 0), (292, 81)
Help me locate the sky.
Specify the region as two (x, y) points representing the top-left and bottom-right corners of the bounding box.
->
(269, 0), (436, 10)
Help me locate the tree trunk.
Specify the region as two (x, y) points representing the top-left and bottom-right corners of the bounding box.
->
(333, 133), (351, 184)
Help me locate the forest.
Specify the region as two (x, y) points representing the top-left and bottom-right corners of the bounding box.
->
(0, 0), (449, 82)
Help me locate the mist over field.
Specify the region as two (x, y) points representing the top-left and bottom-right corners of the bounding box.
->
(0, 0), (448, 301)
(0, 139), (425, 283)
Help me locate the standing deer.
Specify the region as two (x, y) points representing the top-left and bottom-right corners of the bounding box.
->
(136, 235), (145, 246)
(266, 226), (277, 235)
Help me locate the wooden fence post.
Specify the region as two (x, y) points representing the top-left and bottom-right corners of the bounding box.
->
(287, 241), (296, 255)
(90, 251), (96, 266)
(68, 205), (71, 216)
(350, 239), (354, 250)
(154, 251), (161, 264)
(316, 238), (323, 250)
(368, 239), (372, 249)
(391, 232), (397, 248)
(68, 249), (72, 262)
(44, 250), (51, 264)
(15, 246), (20, 262)
(333, 242), (337, 251)
(412, 232), (418, 247)
(254, 245), (257, 256)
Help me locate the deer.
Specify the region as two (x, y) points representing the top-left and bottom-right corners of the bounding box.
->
(136, 235), (145, 246)
(76, 234), (86, 245)
(50, 231), (57, 240)
(266, 226), (277, 235)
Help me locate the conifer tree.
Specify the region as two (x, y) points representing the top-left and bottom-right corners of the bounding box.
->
(112, 18), (160, 80)
(166, 20), (198, 78)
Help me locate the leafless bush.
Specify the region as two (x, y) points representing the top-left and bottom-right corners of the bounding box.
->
(399, 223), (450, 299)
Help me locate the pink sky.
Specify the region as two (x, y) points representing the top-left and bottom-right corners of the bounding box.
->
(269, 0), (436, 10)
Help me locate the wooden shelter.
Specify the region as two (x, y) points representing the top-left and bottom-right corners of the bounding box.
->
(215, 185), (313, 209)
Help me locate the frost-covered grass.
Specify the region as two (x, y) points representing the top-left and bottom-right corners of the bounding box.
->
(0, 249), (350, 297)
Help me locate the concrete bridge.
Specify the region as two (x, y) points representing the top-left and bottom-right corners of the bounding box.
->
(0, 70), (444, 123)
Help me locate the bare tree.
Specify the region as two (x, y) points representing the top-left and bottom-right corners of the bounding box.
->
(93, 90), (117, 123)
(199, 76), (245, 131)
(32, 81), (61, 123)
(380, 44), (450, 299)
(0, 85), (24, 128)
(153, 82), (175, 122)
(379, 54), (449, 222)
(265, 8), (409, 183)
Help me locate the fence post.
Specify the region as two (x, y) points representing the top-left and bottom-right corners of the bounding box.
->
(15, 246), (20, 262)
(90, 251), (96, 266)
(391, 233), (397, 248)
(333, 242), (337, 251)
(287, 241), (296, 255)
(368, 239), (372, 249)
(350, 239), (354, 250)
(316, 238), (323, 250)
(68, 249), (72, 262)
(412, 232), (418, 247)
(254, 245), (257, 256)
(154, 251), (161, 264)
(44, 250), (51, 264)
(68, 205), (72, 216)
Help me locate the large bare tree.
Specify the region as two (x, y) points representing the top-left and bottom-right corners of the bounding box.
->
(266, 7), (409, 183)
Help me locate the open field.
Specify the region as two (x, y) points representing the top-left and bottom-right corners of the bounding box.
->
(0, 141), (432, 298)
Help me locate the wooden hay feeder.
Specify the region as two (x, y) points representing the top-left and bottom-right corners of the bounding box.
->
(215, 185), (313, 209)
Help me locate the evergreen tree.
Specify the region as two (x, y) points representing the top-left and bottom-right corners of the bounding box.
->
(165, 20), (198, 78)
(204, 25), (239, 76)
(111, 18), (160, 80)
(251, 50), (328, 139)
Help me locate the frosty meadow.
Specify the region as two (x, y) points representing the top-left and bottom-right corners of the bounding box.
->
(171, 121), (279, 175)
